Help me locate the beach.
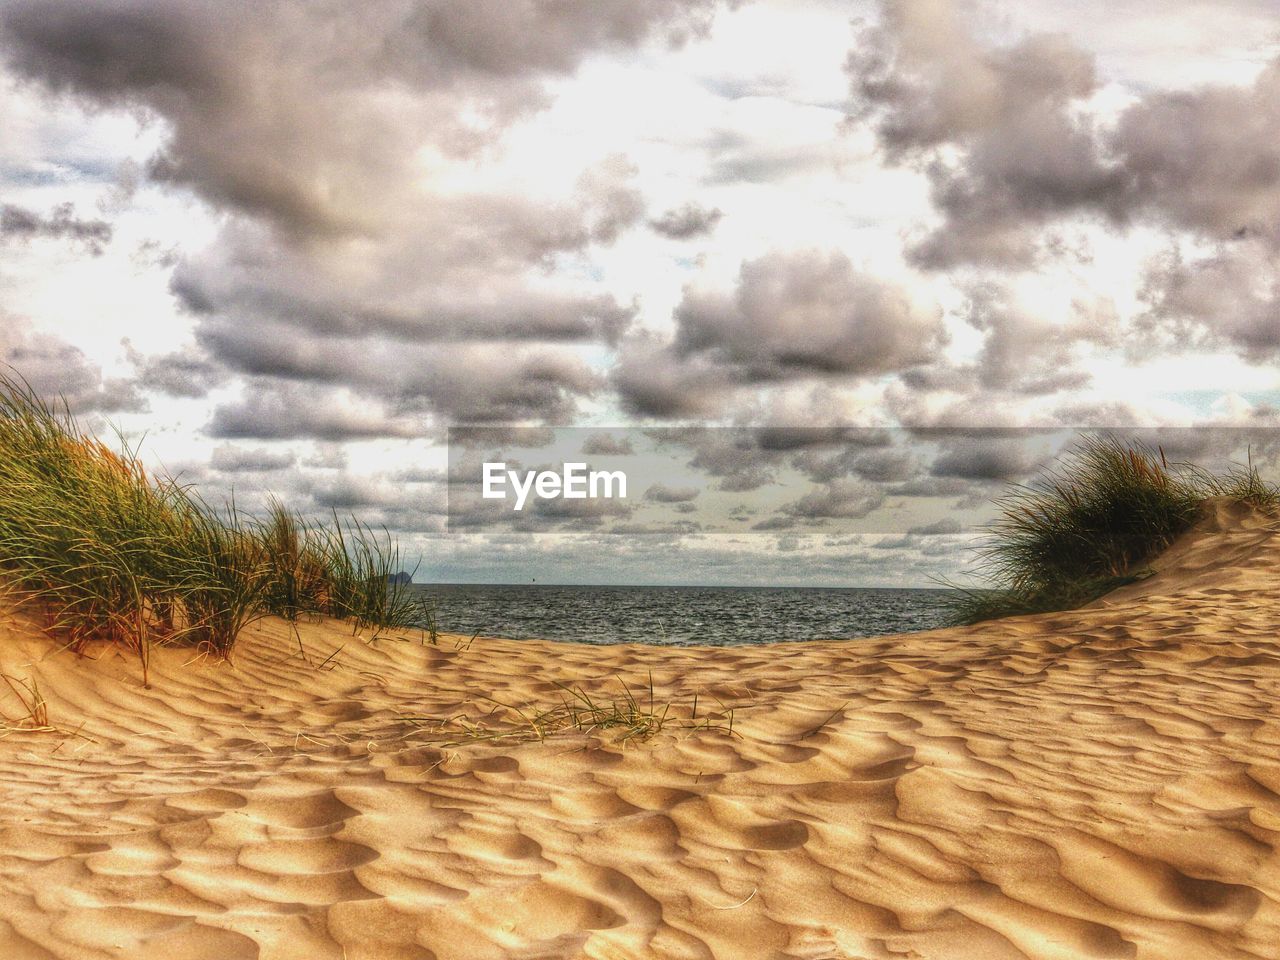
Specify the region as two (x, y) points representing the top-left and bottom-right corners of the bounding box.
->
(1, 499), (1278, 960)
(3, 0), (1277, 955)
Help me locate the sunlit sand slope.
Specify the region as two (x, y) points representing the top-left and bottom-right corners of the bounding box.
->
(2, 501), (1279, 959)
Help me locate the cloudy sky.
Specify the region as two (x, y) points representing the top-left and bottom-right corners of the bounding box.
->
(2, 0), (1280, 586)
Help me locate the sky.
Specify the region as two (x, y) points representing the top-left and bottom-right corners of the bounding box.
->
(2, 0), (1280, 586)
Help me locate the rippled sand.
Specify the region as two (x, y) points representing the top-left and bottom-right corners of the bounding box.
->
(2, 499), (1279, 959)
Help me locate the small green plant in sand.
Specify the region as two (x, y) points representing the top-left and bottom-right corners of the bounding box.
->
(0, 671), (96, 749)
(399, 675), (738, 747)
(950, 435), (1280, 624)
(0, 371), (424, 679)
(0, 673), (50, 732)
(258, 498), (426, 637)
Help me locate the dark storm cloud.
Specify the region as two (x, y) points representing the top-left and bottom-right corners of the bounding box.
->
(1, 201), (111, 254)
(2, 317), (143, 414)
(649, 202), (723, 239)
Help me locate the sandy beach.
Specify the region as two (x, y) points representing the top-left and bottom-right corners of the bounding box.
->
(0, 499), (1278, 960)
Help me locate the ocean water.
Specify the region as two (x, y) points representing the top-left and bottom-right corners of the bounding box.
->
(405, 583), (957, 647)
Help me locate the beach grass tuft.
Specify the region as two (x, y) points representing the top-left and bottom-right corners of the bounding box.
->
(400, 675), (738, 746)
(950, 435), (1280, 624)
(0, 370), (423, 678)
(0, 673), (50, 732)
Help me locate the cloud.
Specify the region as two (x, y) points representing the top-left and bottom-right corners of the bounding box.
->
(848, 0), (1122, 268)
(0, 0), (720, 235)
(675, 429), (781, 492)
(0, 0), (733, 429)
(961, 282), (1115, 395)
(1112, 61), (1280, 242)
(207, 380), (425, 441)
(125, 342), (228, 398)
(782, 477), (884, 520)
(1, 316), (143, 414)
(165, 179), (641, 353)
(644, 482), (700, 503)
(613, 251), (944, 416)
(611, 331), (736, 417)
(1137, 240), (1280, 360)
(581, 432), (634, 456)
(0, 201), (111, 253)
(907, 517), (962, 535)
(209, 444), (296, 473)
(195, 320), (602, 425)
(753, 425), (891, 452)
(751, 515), (796, 531)
(674, 250), (946, 378)
(307, 474), (399, 511)
(930, 436), (1042, 481)
(649, 202), (723, 239)
(886, 475), (982, 498)
(806, 445), (918, 484)
(849, 1), (1280, 271)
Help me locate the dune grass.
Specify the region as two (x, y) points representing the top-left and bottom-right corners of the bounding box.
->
(400, 676), (738, 746)
(258, 499), (424, 636)
(0, 372), (424, 680)
(0, 673), (50, 733)
(950, 436), (1280, 624)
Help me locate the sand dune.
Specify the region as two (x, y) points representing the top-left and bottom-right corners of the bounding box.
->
(3, 502), (1280, 959)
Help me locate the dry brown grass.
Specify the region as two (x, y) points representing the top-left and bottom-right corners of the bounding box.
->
(398, 675), (739, 747)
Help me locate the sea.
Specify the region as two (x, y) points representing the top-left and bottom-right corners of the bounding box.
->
(404, 584), (956, 647)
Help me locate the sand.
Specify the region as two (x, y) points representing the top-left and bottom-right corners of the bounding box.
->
(1, 500), (1280, 959)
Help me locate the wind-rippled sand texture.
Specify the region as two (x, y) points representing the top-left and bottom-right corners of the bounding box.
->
(3, 499), (1280, 959)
